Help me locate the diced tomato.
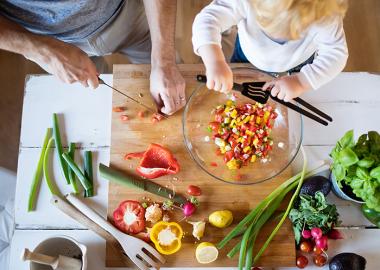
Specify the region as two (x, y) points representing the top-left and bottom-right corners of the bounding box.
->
(113, 106), (125, 112)
(210, 162), (218, 167)
(215, 148), (222, 156)
(120, 114), (129, 121)
(224, 151), (234, 163)
(215, 114), (223, 123)
(138, 110), (145, 118)
(209, 122), (220, 132)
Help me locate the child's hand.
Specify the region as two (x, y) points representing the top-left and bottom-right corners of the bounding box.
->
(198, 44), (233, 93)
(205, 60), (233, 92)
(263, 74), (311, 102)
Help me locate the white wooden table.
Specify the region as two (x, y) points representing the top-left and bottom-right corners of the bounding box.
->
(9, 72), (380, 270)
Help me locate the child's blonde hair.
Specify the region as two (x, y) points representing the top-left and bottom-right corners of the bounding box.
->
(251, 0), (348, 39)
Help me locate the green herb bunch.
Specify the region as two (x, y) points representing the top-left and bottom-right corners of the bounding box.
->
(289, 191), (340, 244)
(330, 130), (380, 211)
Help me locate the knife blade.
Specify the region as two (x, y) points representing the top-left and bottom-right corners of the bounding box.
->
(98, 77), (168, 119)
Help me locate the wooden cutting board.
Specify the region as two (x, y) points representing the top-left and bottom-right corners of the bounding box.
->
(106, 64), (296, 267)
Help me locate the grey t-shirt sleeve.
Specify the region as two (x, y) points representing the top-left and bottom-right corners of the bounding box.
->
(0, 0), (125, 42)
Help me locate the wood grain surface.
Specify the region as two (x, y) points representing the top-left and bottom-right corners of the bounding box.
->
(106, 64), (296, 267)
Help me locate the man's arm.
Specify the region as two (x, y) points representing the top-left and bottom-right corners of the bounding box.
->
(0, 15), (99, 88)
(143, 0), (185, 115)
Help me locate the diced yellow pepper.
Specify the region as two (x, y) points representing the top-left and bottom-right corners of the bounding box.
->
(220, 147), (226, 154)
(252, 137), (259, 147)
(250, 155), (257, 163)
(263, 111), (270, 122)
(229, 119), (236, 128)
(226, 159), (239, 170)
(243, 116), (251, 123)
(243, 146), (251, 153)
(226, 100), (233, 107)
(246, 130), (253, 136)
(256, 117), (262, 124)
(231, 109), (238, 118)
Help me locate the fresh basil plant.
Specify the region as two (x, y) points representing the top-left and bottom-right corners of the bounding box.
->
(330, 130), (380, 211)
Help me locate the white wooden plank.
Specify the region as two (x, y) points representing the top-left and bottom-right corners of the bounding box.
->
(303, 72), (380, 102)
(15, 147), (110, 228)
(10, 229), (380, 270)
(302, 102), (380, 145)
(20, 75), (113, 148)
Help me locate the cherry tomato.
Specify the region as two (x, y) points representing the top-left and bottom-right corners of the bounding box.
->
(313, 254), (327, 267)
(296, 255), (308, 269)
(187, 185), (202, 196)
(299, 241), (313, 253)
(113, 106), (125, 112)
(120, 114), (129, 121)
(313, 246), (323, 255)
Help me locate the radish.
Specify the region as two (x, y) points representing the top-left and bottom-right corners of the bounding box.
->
(302, 229), (312, 239)
(315, 235), (328, 250)
(183, 202), (197, 217)
(327, 228), (344, 239)
(311, 227), (323, 239)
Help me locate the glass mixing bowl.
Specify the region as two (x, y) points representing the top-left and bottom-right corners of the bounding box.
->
(182, 67), (303, 185)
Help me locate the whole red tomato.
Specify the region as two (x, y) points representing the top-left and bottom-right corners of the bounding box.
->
(296, 255), (308, 269)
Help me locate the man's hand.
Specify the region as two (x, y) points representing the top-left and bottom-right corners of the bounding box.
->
(27, 37), (99, 88)
(0, 16), (99, 88)
(263, 74), (311, 102)
(150, 64), (186, 115)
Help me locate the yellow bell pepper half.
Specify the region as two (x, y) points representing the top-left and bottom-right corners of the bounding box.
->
(150, 221), (183, 255)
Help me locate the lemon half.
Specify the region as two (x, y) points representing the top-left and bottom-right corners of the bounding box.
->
(195, 242), (219, 264)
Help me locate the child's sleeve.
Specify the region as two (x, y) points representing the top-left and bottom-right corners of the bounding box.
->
(300, 17), (349, 90)
(192, 0), (246, 55)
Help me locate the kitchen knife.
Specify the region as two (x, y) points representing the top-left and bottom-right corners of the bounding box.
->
(98, 77), (168, 119)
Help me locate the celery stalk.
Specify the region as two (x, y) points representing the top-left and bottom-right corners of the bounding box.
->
(27, 128), (52, 211)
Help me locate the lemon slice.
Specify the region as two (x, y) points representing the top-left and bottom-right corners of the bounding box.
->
(195, 242), (219, 264)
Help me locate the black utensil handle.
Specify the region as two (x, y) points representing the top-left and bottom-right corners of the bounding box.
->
(196, 74), (207, 83)
(272, 96), (328, 126)
(293, 97), (333, 122)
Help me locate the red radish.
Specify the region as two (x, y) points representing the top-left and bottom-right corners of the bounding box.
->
(183, 202), (196, 217)
(315, 235), (328, 250)
(311, 227), (323, 239)
(187, 185), (202, 196)
(327, 229), (344, 239)
(302, 230), (312, 239)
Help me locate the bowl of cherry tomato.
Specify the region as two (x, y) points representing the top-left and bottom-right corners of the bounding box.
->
(183, 66), (303, 185)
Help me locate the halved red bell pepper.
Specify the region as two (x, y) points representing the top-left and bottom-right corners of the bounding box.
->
(113, 200), (146, 234)
(136, 143), (180, 179)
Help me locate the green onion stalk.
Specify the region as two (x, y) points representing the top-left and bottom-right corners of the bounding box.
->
(27, 128), (52, 211)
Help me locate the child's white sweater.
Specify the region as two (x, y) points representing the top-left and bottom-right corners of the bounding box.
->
(192, 0), (348, 90)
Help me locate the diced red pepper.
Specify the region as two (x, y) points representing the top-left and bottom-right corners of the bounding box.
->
(120, 114), (129, 121)
(113, 106), (125, 112)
